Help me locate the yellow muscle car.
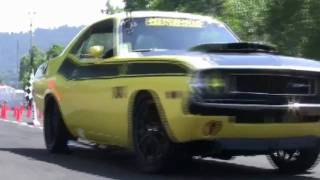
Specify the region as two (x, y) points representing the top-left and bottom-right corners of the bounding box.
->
(33, 11), (320, 173)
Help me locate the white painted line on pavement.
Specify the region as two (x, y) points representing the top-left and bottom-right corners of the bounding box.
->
(0, 118), (43, 130)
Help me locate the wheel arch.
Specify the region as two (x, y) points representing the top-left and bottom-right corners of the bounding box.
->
(44, 93), (65, 124)
(128, 89), (177, 148)
(44, 93), (75, 139)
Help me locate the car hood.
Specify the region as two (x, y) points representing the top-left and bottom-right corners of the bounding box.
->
(139, 50), (320, 72)
(209, 53), (320, 68)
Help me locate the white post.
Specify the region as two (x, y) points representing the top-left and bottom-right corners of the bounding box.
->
(32, 100), (40, 126)
(28, 69), (40, 126)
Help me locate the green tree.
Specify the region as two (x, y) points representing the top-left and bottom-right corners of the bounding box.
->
(221, 0), (270, 42)
(46, 44), (64, 60)
(19, 46), (46, 87)
(124, 0), (225, 16)
(102, 0), (124, 14)
(19, 44), (65, 87)
(301, 0), (320, 59)
(263, 0), (311, 56)
(124, 0), (149, 11)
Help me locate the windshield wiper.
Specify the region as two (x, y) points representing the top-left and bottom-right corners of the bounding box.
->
(189, 42), (278, 54)
(132, 48), (168, 52)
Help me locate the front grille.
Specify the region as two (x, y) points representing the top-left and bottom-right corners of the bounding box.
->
(230, 74), (316, 95)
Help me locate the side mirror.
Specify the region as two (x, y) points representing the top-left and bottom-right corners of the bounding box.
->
(88, 45), (104, 58)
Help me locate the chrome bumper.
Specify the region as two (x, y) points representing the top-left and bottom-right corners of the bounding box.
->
(189, 101), (320, 116)
(201, 102), (320, 110)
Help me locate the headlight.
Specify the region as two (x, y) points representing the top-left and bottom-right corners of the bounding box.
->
(190, 71), (227, 97)
(207, 73), (226, 94)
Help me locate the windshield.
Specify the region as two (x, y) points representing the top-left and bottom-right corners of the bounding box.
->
(120, 17), (239, 52)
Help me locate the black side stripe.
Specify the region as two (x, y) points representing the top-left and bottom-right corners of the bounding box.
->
(58, 58), (188, 80)
(73, 64), (120, 79)
(127, 63), (187, 75)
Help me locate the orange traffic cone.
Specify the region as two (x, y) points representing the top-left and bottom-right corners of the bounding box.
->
(0, 103), (5, 119)
(3, 103), (8, 120)
(1, 102), (8, 120)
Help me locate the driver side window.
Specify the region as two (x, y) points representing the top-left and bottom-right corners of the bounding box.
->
(72, 19), (115, 61)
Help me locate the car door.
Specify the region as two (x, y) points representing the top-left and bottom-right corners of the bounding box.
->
(62, 19), (120, 142)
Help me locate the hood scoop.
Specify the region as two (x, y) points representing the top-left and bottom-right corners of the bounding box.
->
(189, 42), (278, 54)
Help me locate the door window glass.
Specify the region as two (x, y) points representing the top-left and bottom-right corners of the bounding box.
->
(72, 19), (114, 61)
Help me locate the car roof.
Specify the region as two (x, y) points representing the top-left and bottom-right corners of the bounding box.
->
(99, 11), (223, 25)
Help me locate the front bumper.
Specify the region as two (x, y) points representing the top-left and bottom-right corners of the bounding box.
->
(189, 99), (320, 117)
(159, 90), (320, 143)
(190, 136), (320, 156)
(212, 136), (320, 152)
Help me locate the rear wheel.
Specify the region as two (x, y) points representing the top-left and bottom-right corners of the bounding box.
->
(269, 148), (320, 174)
(44, 99), (70, 153)
(133, 93), (186, 173)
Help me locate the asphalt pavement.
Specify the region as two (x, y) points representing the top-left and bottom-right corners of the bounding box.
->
(0, 119), (320, 180)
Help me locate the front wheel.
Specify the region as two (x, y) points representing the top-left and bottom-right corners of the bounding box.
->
(133, 94), (185, 173)
(269, 148), (320, 174)
(44, 100), (70, 153)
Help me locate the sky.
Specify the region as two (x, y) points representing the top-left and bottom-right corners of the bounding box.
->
(0, 0), (125, 33)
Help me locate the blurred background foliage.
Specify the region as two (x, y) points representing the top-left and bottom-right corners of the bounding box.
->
(124, 0), (320, 59)
(19, 44), (64, 87)
(16, 0), (320, 87)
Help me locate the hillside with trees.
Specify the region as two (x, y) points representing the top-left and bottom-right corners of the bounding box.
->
(0, 26), (82, 87)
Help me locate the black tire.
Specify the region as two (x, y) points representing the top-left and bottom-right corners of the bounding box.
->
(133, 93), (182, 173)
(44, 99), (70, 153)
(269, 148), (320, 174)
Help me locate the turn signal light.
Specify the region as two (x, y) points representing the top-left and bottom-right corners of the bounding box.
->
(203, 121), (222, 136)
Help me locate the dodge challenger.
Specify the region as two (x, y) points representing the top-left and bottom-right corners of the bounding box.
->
(33, 11), (320, 173)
